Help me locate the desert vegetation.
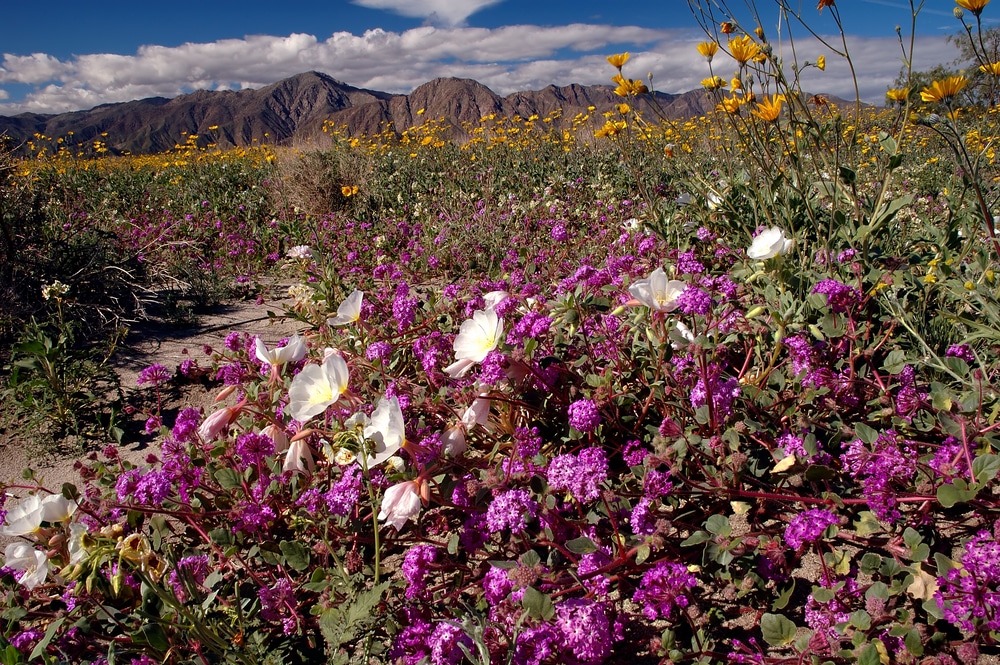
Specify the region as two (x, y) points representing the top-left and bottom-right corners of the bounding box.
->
(5, 1), (1000, 663)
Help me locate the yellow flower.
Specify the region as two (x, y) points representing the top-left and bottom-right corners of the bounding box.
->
(981, 61), (1000, 76)
(816, 55), (826, 71)
(728, 35), (761, 65)
(754, 26), (766, 40)
(617, 103), (631, 114)
(594, 120), (628, 138)
(342, 185), (359, 197)
(920, 75), (968, 103)
(611, 75), (648, 97)
(697, 42), (719, 61)
(718, 96), (742, 114)
(955, 0), (989, 16)
(702, 76), (727, 90)
(751, 94), (785, 122)
(607, 52), (630, 69)
(886, 88), (909, 104)
(730, 76), (742, 90)
(720, 22), (735, 34)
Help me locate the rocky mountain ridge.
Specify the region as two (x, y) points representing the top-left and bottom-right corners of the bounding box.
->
(0, 71), (729, 155)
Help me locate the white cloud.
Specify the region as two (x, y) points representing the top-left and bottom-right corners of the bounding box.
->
(0, 26), (960, 116)
(351, 0), (503, 27)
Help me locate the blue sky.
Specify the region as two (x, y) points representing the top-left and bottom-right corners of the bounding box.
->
(0, 0), (986, 114)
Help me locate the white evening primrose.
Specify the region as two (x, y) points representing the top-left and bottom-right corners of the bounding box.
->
(4, 542), (49, 590)
(747, 226), (793, 260)
(444, 308), (504, 378)
(628, 268), (686, 313)
(363, 396), (405, 467)
(254, 334), (307, 368)
(378, 480), (423, 531)
(286, 352), (350, 423)
(327, 290), (364, 326)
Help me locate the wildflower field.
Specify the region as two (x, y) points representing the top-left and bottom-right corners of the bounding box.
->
(8, 1), (1000, 663)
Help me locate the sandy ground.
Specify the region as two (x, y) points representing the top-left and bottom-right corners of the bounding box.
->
(1, 291), (304, 499)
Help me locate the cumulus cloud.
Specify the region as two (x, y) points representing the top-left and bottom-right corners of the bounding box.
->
(0, 25), (959, 116)
(351, 0), (503, 27)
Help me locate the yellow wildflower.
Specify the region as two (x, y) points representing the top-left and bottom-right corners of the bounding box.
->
(955, 0), (989, 16)
(607, 52), (630, 69)
(702, 76), (727, 90)
(697, 42), (719, 61)
(920, 75), (968, 103)
(730, 76), (742, 90)
(817, 55), (826, 71)
(886, 88), (909, 104)
(720, 22), (735, 34)
(617, 103), (631, 114)
(595, 120), (627, 138)
(718, 96), (742, 114)
(981, 61), (1000, 76)
(728, 35), (761, 65)
(751, 94), (785, 122)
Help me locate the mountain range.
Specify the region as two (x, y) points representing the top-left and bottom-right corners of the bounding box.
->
(0, 71), (734, 155)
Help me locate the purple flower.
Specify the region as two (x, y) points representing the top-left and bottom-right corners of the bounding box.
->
(169, 555), (210, 603)
(234, 432), (274, 471)
(547, 447), (608, 503)
(428, 622), (472, 665)
(366, 341), (392, 362)
(555, 598), (613, 664)
(551, 223), (569, 242)
(485, 489), (537, 534)
(690, 372), (741, 421)
(632, 561), (697, 621)
(567, 399), (601, 433)
(137, 363), (171, 386)
(676, 285), (712, 315)
(324, 465), (362, 516)
(946, 343), (975, 364)
(843, 430), (916, 521)
(936, 530), (1000, 633)
(894, 365), (927, 421)
(784, 509), (839, 549)
(402, 545), (437, 600)
(811, 279), (860, 313)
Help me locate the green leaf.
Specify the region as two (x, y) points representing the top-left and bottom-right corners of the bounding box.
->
(854, 512), (883, 537)
(519, 550), (541, 568)
(29, 617), (65, 661)
(937, 479), (978, 507)
(857, 642), (881, 665)
(773, 580), (795, 610)
(680, 531), (711, 547)
(973, 454), (1000, 483)
(850, 610), (872, 630)
(882, 350), (907, 375)
(854, 423), (878, 444)
(280, 540), (311, 571)
(521, 586), (555, 621)
(705, 514), (731, 537)
(214, 468), (242, 490)
(565, 537), (598, 554)
(760, 613), (797, 647)
(635, 544), (651, 565)
(319, 581), (391, 649)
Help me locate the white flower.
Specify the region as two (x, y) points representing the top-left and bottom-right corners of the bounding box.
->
(482, 291), (509, 310)
(283, 439), (315, 475)
(628, 268), (687, 312)
(286, 352), (350, 423)
(670, 321), (696, 350)
(4, 542), (49, 590)
(0, 494), (76, 537)
(440, 425), (467, 457)
(461, 394), (491, 429)
(262, 424), (289, 454)
(40, 494), (77, 523)
(286, 245), (312, 260)
(377, 480), (423, 531)
(363, 396), (405, 467)
(68, 522), (90, 565)
(747, 226), (794, 260)
(327, 290), (364, 326)
(0, 494), (44, 536)
(255, 334), (307, 367)
(444, 309), (504, 378)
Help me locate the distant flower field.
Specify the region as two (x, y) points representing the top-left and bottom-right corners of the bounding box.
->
(6, 1), (1000, 663)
